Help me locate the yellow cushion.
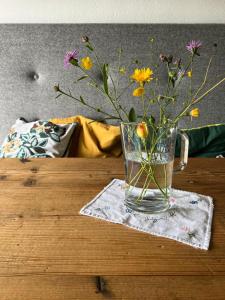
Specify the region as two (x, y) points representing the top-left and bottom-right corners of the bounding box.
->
(50, 115), (122, 158)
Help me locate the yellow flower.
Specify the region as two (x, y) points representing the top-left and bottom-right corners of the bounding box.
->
(187, 70), (192, 77)
(190, 108), (200, 118)
(81, 56), (93, 70)
(131, 68), (153, 84)
(136, 122), (148, 139)
(133, 87), (145, 97)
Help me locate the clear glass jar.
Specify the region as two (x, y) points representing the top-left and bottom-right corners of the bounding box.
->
(120, 122), (189, 213)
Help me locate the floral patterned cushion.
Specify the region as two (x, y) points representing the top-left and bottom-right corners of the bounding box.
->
(0, 119), (78, 158)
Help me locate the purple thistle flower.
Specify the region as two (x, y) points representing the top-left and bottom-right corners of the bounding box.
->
(186, 40), (202, 54)
(64, 49), (79, 69)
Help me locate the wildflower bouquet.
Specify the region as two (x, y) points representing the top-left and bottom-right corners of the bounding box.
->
(55, 37), (225, 213)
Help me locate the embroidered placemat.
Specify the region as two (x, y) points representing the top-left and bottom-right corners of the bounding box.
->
(80, 179), (213, 250)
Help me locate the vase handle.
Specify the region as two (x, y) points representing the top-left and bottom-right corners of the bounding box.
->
(174, 130), (189, 173)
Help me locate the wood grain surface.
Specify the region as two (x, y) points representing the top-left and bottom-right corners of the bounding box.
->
(0, 158), (224, 299)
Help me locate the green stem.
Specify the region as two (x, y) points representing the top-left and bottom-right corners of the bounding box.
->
(78, 66), (124, 121)
(173, 54), (194, 95)
(57, 88), (120, 120)
(87, 44), (122, 118)
(193, 77), (225, 104)
(173, 77), (225, 124)
(193, 56), (212, 98)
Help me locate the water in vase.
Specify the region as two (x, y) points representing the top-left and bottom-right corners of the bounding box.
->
(124, 151), (174, 213)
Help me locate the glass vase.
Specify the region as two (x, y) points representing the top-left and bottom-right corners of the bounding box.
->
(120, 122), (189, 214)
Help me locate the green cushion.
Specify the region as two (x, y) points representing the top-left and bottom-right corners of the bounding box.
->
(175, 124), (225, 157)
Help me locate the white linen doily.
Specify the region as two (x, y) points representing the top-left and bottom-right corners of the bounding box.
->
(80, 179), (213, 250)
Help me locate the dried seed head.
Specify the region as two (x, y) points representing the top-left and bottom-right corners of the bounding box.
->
(81, 36), (89, 43)
(159, 54), (167, 62)
(54, 85), (60, 92)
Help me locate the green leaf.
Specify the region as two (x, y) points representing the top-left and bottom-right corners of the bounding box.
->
(80, 96), (86, 104)
(77, 75), (88, 82)
(70, 59), (79, 67)
(128, 107), (137, 122)
(85, 44), (94, 51)
(148, 115), (155, 125)
(102, 64), (109, 95)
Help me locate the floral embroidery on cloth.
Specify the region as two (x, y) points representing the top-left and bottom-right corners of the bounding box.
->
(80, 179), (213, 250)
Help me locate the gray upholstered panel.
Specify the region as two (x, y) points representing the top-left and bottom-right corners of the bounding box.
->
(0, 24), (224, 143)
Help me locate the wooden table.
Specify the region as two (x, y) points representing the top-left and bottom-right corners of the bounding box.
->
(0, 158), (224, 299)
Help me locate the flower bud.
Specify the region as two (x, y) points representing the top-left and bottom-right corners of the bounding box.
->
(168, 71), (174, 78)
(136, 122), (148, 139)
(189, 108), (200, 118)
(119, 67), (126, 75)
(54, 85), (60, 92)
(133, 87), (145, 97)
(187, 70), (192, 78)
(167, 55), (173, 63)
(159, 54), (167, 62)
(81, 36), (89, 43)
